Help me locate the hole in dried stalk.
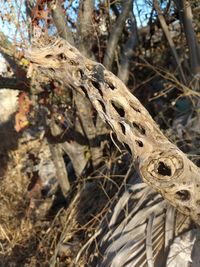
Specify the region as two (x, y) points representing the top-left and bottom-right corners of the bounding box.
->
(130, 103), (141, 113)
(58, 53), (67, 60)
(80, 85), (89, 98)
(124, 143), (132, 154)
(175, 190), (190, 201)
(91, 80), (103, 96)
(157, 161), (171, 176)
(111, 101), (125, 117)
(98, 100), (106, 113)
(105, 119), (113, 130)
(69, 60), (78, 66)
(132, 122), (146, 135)
(50, 68), (55, 73)
(119, 123), (125, 134)
(45, 54), (52, 58)
(106, 80), (116, 90)
(77, 69), (85, 79)
(135, 140), (143, 147)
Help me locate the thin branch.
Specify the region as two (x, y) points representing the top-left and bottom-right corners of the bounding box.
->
(174, 0), (200, 75)
(0, 77), (29, 91)
(154, 0), (187, 84)
(103, 0), (133, 69)
(117, 10), (138, 84)
(49, 0), (74, 45)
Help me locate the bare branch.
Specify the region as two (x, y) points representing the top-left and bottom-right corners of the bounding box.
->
(49, 0), (74, 45)
(103, 0), (133, 69)
(154, 0), (187, 84)
(77, 0), (94, 57)
(174, 0), (200, 75)
(0, 77), (28, 91)
(0, 31), (29, 89)
(49, 119), (70, 196)
(117, 11), (138, 84)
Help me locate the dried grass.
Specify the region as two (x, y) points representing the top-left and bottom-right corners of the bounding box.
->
(0, 131), (122, 266)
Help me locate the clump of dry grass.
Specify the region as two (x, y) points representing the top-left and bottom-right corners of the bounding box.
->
(0, 137), (41, 263)
(0, 132), (122, 266)
(0, 137), (56, 264)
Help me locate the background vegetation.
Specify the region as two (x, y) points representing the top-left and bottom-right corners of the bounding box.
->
(0, 0), (199, 266)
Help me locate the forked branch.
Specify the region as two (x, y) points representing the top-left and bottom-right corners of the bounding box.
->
(27, 38), (200, 225)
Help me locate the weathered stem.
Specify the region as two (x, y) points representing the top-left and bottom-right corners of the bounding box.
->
(27, 38), (200, 225)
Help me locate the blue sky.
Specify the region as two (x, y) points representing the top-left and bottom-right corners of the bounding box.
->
(0, 0), (151, 44)
(0, 0), (28, 44)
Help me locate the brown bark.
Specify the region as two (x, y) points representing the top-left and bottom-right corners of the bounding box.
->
(27, 38), (200, 225)
(0, 77), (28, 91)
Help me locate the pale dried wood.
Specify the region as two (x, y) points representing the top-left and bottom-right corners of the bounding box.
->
(27, 37), (200, 225)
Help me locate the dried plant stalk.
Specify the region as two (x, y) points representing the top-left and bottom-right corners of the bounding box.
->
(27, 38), (200, 225)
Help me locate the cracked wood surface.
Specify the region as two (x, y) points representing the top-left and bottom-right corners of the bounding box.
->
(27, 37), (200, 225)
